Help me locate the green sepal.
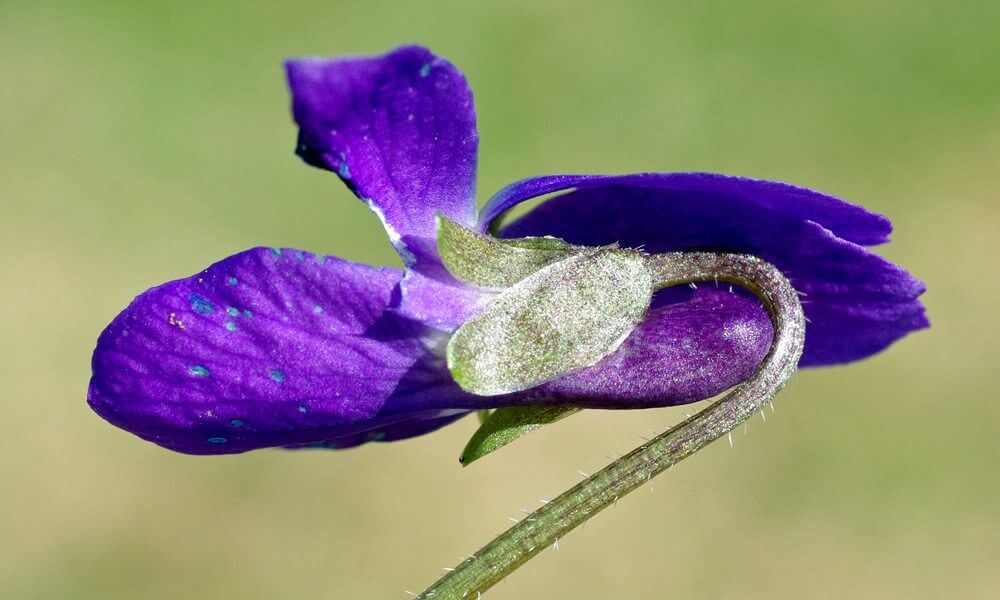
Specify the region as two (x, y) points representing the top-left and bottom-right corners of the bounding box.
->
(460, 405), (581, 466)
(447, 248), (654, 395)
(436, 214), (580, 289)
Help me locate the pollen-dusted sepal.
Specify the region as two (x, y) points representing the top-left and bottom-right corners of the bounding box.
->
(446, 248), (654, 395)
(436, 214), (581, 289)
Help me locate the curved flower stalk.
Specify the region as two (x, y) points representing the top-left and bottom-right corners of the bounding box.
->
(419, 251), (805, 598)
(88, 45), (927, 455)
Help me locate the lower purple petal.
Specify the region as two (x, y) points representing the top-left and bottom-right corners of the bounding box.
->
(289, 410), (471, 450)
(88, 247), (470, 454)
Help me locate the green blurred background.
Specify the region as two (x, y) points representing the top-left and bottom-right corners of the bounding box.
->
(2, 1), (997, 598)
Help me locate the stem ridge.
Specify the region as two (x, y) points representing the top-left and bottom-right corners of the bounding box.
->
(419, 252), (806, 598)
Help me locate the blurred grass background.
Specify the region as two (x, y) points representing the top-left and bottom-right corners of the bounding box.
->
(1, 1), (997, 598)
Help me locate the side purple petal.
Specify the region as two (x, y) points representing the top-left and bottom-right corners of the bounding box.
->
(286, 45), (479, 270)
(88, 247), (470, 455)
(487, 173), (927, 367)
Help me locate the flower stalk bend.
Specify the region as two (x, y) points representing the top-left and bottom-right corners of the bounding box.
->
(418, 251), (806, 599)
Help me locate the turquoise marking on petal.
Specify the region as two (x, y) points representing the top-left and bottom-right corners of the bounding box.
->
(206, 437), (228, 444)
(336, 152), (351, 178)
(227, 277), (238, 286)
(297, 405), (309, 413)
(243, 309), (253, 318)
(419, 63), (432, 77)
(224, 321), (237, 332)
(188, 294), (215, 315)
(313, 305), (324, 314)
(189, 365), (210, 377)
(226, 306), (240, 317)
(269, 247), (282, 258)
(229, 419), (244, 427)
(269, 369), (285, 383)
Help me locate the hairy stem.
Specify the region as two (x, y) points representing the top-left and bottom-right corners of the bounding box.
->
(418, 252), (806, 599)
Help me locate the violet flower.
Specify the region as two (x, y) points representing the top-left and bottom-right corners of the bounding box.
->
(88, 45), (927, 455)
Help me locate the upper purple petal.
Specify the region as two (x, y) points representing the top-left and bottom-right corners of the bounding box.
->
(485, 173), (927, 366)
(286, 45), (478, 270)
(88, 247), (470, 454)
(480, 173), (892, 246)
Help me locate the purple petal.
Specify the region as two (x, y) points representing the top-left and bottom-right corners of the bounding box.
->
(286, 45), (478, 270)
(290, 410), (471, 450)
(88, 247), (470, 454)
(486, 173), (927, 367)
(392, 270), (493, 329)
(480, 173), (891, 246)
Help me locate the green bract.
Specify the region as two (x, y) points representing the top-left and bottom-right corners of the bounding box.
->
(446, 247), (654, 396)
(436, 214), (581, 289)
(460, 405), (580, 466)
